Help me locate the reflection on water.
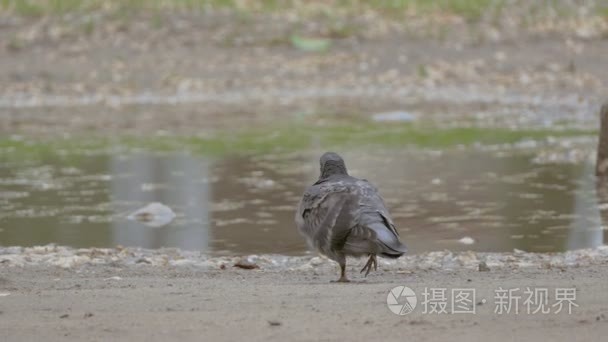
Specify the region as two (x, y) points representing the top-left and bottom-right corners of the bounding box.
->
(568, 161), (604, 250)
(0, 150), (605, 254)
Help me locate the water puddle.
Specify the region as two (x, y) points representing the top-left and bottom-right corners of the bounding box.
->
(0, 149), (605, 255)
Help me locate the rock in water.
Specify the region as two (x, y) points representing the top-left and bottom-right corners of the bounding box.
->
(459, 237), (476, 245)
(295, 152), (408, 282)
(127, 202), (176, 227)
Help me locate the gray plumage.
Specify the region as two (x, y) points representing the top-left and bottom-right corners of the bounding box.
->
(295, 152), (408, 282)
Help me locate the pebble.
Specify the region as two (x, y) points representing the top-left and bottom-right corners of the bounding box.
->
(1, 245), (607, 272)
(478, 261), (491, 272)
(234, 258), (260, 270)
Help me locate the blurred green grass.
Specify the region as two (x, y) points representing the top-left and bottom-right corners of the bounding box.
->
(3, 0), (605, 31)
(0, 124), (595, 161)
(0, 0), (500, 20)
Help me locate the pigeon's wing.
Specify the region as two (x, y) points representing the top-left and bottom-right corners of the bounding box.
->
(295, 182), (359, 254)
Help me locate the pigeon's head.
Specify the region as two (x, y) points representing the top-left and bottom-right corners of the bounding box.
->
(319, 152), (348, 178)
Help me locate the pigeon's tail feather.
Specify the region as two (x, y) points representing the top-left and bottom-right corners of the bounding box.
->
(379, 240), (408, 258)
(379, 242), (408, 258)
(367, 222), (408, 258)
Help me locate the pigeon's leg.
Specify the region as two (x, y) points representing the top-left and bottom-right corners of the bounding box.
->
(331, 254), (350, 283)
(360, 254), (377, 277)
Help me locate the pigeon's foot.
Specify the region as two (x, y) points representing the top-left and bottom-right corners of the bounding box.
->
(330, 276), (351, 283)
(360, 254), (378, 277)
(332, 259), (350, 283)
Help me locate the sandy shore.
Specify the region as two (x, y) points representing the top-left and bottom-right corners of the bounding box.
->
(1, 246), (608, 341)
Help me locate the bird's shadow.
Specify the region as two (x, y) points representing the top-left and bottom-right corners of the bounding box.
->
(303, 278), (385, 285)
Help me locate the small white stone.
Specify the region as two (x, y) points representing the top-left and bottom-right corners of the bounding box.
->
(309, 256), (326, 266)
(458, 237), (475, 245)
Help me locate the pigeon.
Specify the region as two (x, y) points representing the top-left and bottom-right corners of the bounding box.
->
(295, 152), (408, 282)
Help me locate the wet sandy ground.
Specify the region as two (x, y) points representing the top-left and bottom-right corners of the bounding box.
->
(1, 246), (608, 340)
(1, 259), (608, 341)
